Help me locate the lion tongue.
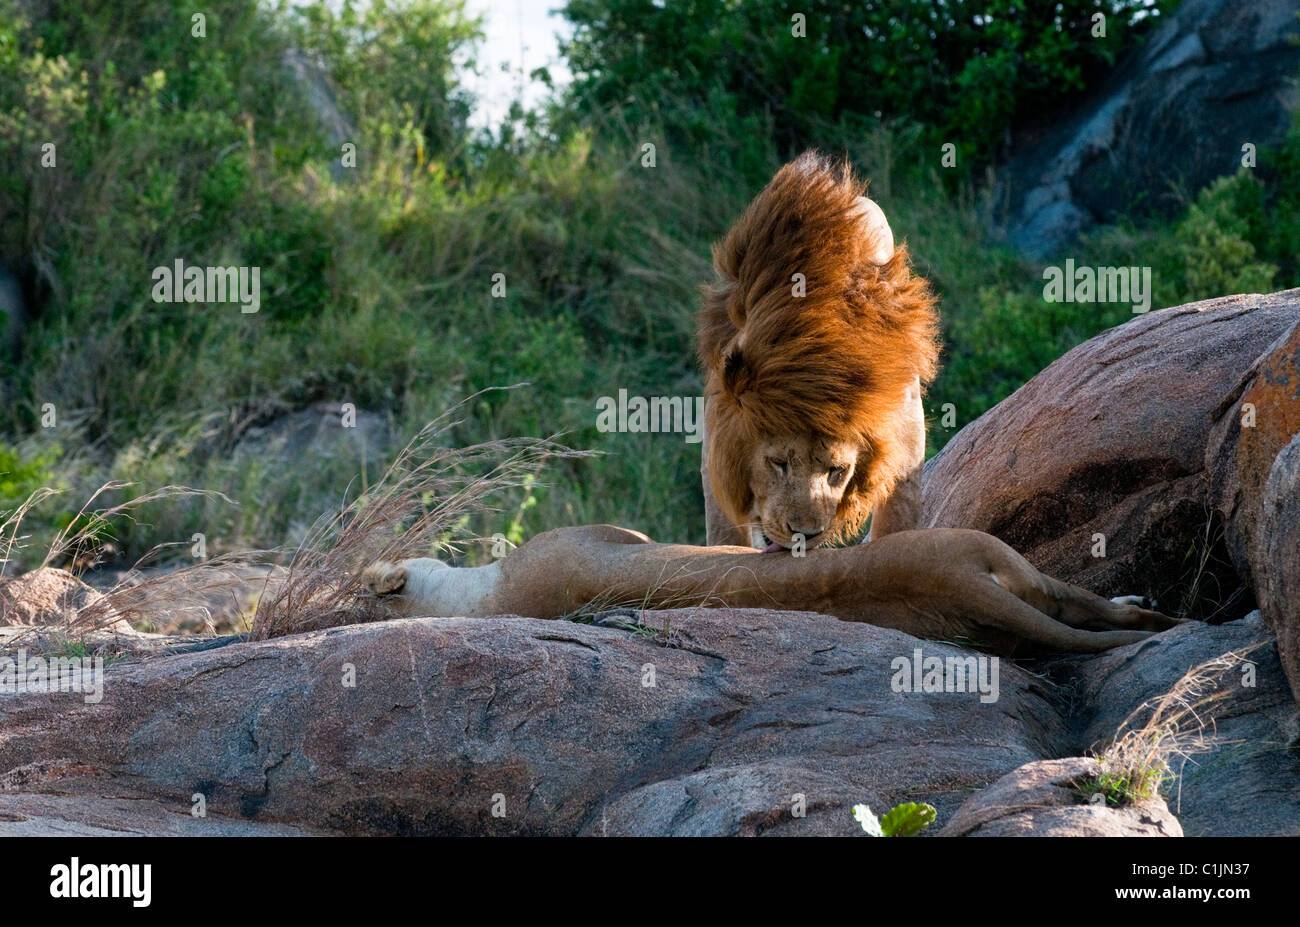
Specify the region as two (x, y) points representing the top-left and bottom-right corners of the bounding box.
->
(762, 541), (785, 554)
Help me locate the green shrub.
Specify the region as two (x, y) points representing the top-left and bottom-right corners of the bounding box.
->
(1, 0), (1297, 565)
(0, 441), (60, 510)
(852, 801), (937, 836)
(559, 0), (1175, 174)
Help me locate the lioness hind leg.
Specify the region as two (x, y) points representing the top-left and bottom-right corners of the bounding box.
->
(982, 542), (1179, 633)
(1040, 578), (1179, 632)
(970, 580), (1155, 653)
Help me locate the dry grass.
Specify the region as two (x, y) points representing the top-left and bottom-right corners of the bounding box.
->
(1169, 507), (1250, 623)
(1078, 644), (1263, 807)
(2, 392), (589, 644)
(1, 479), (231, 577)
(248, 398), (589, 640)
(73, 554), (283, 636)
(0, 479), (248, 640)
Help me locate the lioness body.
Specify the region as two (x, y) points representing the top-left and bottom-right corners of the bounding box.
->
(363, 525), (1177, 655)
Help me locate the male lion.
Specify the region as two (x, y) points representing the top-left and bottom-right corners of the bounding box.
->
(699, 151), (939, 551)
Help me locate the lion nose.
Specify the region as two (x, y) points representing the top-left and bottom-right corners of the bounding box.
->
(787, 523), (823, 540)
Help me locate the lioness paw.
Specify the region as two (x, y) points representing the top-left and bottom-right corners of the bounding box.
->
(361, 561), (409, 596)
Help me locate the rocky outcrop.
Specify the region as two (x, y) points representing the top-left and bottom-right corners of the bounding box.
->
(1000, 0), (1300, 256)
(3, 604), (1290, 836)
(232, 401), (390, 466)
(1257, 438), (1300, 705)
(0, 793), (321, 836)
(922, 291), (1300, 616)
(1206, 319), (1300, 702)
(939, 757), (1181, 837)
(0, 608), (1072, 836)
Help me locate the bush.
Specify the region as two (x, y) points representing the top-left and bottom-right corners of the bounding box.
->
(559, 0), (1175, 173)
(0, 440), (60, 510)
(1, 0), (1296, 564)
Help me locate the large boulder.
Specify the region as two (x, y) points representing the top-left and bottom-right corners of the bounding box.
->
(922, 291), (1300, 614)
(1000, 0), (1300, 256)
(0, 606), (1293, 835)
(1206, 318), (1300, 701)
(1257, 438), (1300, 704)
(0, 608), (1070, 836)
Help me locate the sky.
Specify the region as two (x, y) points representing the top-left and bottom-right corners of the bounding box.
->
(462, 0), (573, 127)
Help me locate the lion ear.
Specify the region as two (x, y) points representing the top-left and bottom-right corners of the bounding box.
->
(855, 195), (894, 265)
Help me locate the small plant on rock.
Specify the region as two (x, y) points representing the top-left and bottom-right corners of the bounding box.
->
(852, 801), (937, 837)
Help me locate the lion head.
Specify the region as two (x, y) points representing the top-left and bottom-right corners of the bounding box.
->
(699, 151), (940, 550)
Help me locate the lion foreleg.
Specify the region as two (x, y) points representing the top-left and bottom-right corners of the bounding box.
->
(867, 377), (926, 541)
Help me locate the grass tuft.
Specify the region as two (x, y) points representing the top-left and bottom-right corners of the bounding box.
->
(1077, 645), (1262, 807)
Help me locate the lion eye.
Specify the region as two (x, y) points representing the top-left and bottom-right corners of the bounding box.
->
(828, 466), (848, 486)
(769, 459), (788, 476)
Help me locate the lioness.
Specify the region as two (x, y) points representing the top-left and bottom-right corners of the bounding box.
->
(699, 151), (938, 550)
(362, 525), (1178, 655)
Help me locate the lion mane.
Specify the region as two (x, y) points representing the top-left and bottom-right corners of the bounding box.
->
(699, 150), (941, 543)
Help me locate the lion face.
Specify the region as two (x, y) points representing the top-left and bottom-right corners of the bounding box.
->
(745, 434), (862, 550)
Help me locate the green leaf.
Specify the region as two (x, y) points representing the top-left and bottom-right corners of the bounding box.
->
(879, 802), (937, 837)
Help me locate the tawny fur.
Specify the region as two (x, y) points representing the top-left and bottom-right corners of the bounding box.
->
(362, 525), (1181, 655)
(699, 151), (940, 544)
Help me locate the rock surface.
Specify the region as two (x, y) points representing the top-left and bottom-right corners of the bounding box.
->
(232, 401), (390, 469)
(0, 793), (321, 836)
(1000, 0), (1300, 256)
(4, 604), (1287, 837)
(1257, 437), (1300, 705)
(940, 757), (1181, 837)
(0, 608), (1070, 836)
(922, 291), (1300, 614)
(1206, 318), (1300, 702)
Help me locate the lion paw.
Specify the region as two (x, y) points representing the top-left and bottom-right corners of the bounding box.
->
(361, 561), (409, 596)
